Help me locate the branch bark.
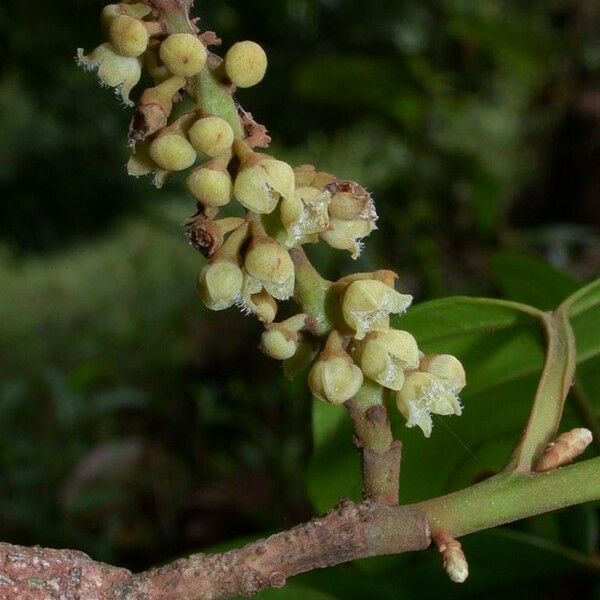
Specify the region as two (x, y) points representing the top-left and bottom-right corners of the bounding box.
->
(3, 457), (598, 600)
(346, 383), (401, 506)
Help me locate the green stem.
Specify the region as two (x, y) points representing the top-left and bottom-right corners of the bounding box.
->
(505, 308), (576, 472)
(192, 70), (245, 138)
(418, 456), (600, 537)
(290, 248), (335, 336)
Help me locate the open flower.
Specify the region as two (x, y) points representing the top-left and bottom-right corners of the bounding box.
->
(280, 186), (331, 247)
(77, 43), (142, 106)
(396, 371), (465, 438)
(342, 279), (412, 339)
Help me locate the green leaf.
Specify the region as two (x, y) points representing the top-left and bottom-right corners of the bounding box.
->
(490, 251), (580, 310)
(561, 279), (600, 443)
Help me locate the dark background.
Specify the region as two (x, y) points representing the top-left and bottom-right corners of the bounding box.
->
(0, 0), (598, 598)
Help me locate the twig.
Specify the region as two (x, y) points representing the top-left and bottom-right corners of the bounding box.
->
(2, 457), (599, 599)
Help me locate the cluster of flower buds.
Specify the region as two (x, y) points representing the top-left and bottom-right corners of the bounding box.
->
(79, 2), (466, 438)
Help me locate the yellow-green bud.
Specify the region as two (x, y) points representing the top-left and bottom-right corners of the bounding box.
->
(342, 280), (412, 340)
(101, 3), (152, 36)
(329, 186), (377, 222)
(321, 218), (377, 259)
(396, 372), (463, 438)
(187, 161), (233, 208)
(261, 329), (297, 360)
(420, 354), (466, 392)
(244, 236), (295, 300)
(159, 33), (207, 77)
(149, 130), (197, 172)
(198, 260), (244, 311)
(260, 314), (307, 360)
(188, 116), (235, 157)
(109, 15), (149, 57)
(293, 165), (336, 189)
(357, 329), (419, 391)
(308, 334), (364, 404)
(225, 41), (268, 88)
(248, 291), (278, 324)
(77, 43), (142, 106)
(234, 153), (296, 214)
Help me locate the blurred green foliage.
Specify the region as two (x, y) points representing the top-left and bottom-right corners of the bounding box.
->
(1, 0), (599, 596)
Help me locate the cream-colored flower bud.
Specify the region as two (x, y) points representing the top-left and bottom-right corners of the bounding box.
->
(244, 236), (295, 300)
(396, 372), (463, 438)
(101, 3), (151, 36)
(234, 151), (295, 214)
(262, 329), (297, 360)
(149, 128), (197, 172)
(420, 354), (466, 392)
(329, 187), (377, 222)
(77, 43), (142, 106)
(225, 41), (268, 88)
(308, 333), (363, 405)
(260, 315), (307, 361)
(248, 291), (278, 324)
(293, 165), (335, 189)
(321, 218), (377, 259)
(109, 15), (149, 57)
(198, 260), (244, 311)
(187, 160), (233, 208)
(342, 280), (412, 340)
(357, 329), (419, 391)
(159, 33), (207, 77)
(188, 116), (235, 157)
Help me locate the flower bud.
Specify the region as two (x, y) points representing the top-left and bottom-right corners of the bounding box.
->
(356, 329), (419, 391)
(185, 212), (245, 258)
(135, 75), (187, 139)
(308, 333), (363, 404)
(160, 33), (207, 77)
(149, 127), (197, 172)
(109, 15), (149, 57)
(77, 43), (142, 106)
(420, 354), (466, 392)
(293, 165), (336, 189)
(396, 372), (463, 438)
(260, 315), (307, 361)
(234, 150), (296, 214)
(321, 218), (377, 259)
(247, 291), (278, 324)
(188, 116), (235, 157)
(187, 159), (233, 208)
(225, 41), (268, 88)
(342, 280), (412, 340)
(327, 181), (377, 222)
(101, 3), (151, 36)
(198, 260), (244, 311)
(244, 236), (295, 300)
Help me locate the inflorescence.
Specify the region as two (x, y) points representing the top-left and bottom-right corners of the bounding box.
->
(78, 0), (466, 437)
